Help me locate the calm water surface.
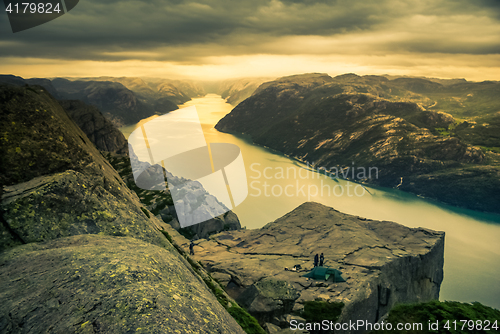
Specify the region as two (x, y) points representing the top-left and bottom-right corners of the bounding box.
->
(121, 94), (500, 309)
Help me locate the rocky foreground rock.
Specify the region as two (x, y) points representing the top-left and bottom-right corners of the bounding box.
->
(0, 84), (246, 333)
(188, 202), (445, 333)
(0, 235), (243, 333)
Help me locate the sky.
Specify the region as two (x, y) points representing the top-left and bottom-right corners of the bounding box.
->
(0, 0), (499, 81)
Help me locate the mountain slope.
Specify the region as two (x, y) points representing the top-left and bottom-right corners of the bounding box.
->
(0, 75), (204, 127)
(0, 83), (168, 249)
(51, 78), (161, 127)
(0, 84), (246, 333)
(216, 73), (500, 213)
(217, 77), (272, 105)
(59, 99), (128, 153)
(83, 76), (205, 106)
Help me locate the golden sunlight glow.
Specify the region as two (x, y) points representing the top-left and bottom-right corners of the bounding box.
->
(2, 53), (500, 82)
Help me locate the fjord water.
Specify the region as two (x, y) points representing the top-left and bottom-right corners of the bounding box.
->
(121, 94), (500, 309)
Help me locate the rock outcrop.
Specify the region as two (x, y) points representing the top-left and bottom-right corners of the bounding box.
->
(237, 279), (300, 325)
(188, 210), (241, 239)
(59, 100), (128, 153)
(0, 84), (246, 333)
(163, 204), (242, 239)
(0, 84), (166, 250)
(0, 235), (245, 334)
(191, 202), (445, 333)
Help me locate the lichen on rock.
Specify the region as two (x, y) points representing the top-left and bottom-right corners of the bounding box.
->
(0, 235), (245, 334)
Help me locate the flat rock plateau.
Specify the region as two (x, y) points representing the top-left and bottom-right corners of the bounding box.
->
(183, 202), (445, 333)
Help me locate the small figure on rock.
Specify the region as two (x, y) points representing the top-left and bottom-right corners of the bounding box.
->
(189, 241), (195, 255)
(319, 253), (324, 267)
(314, 253), (319, 267)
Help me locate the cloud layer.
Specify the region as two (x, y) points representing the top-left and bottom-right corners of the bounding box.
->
(0, 0), (499, 79)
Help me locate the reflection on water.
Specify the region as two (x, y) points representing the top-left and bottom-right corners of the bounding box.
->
(121, 94), (500, 309)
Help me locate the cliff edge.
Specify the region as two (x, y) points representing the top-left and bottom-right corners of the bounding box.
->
(192, 202), (445, 333)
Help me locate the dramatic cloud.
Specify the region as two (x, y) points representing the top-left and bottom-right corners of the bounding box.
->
(0, 0), (499, 79)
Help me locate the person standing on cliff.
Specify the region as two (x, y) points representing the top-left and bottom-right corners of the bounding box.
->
(314, 253), (319, 267)
(319, 253), (324, 267)
(189, 241), (195, 255)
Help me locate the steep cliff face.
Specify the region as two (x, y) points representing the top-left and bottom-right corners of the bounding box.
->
(215, 73), (500, 214)
(0, 84), (165, 250)
(0, 84), (246, 334)
(59, 99), (128, 154)
(191, 202), (445, 333)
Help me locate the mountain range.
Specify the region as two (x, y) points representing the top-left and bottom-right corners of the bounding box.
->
(1, 75), (498, 332)
(0, 75), (206, 127)
(216, 73), (500, 214)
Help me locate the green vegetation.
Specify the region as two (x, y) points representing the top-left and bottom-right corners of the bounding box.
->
(434, 121), (461, 137)
(106, 153), (173, 216)
(481, 146), (500, 154)
(227, 306), (267, 334)
(299, 300), (344, 324)
(435, 127), (450, 137)
(160, 230), (173, 243)
(372, 300), (500, 333)
(159, 230), (266, 334)
(202, 275), (229, 306)
(140, 207), (150, 218)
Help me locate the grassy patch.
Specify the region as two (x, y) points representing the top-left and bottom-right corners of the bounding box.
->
(160, 230), (173, 243)
(202, 276), (229, 306)
(373, 300), (500, 334)
(227, 306), (267, 334)
(299, 300), (344, 324)
(140, 207), (150, 218)
(481, 146), (500, 154)
(435, 127), (450, 137)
